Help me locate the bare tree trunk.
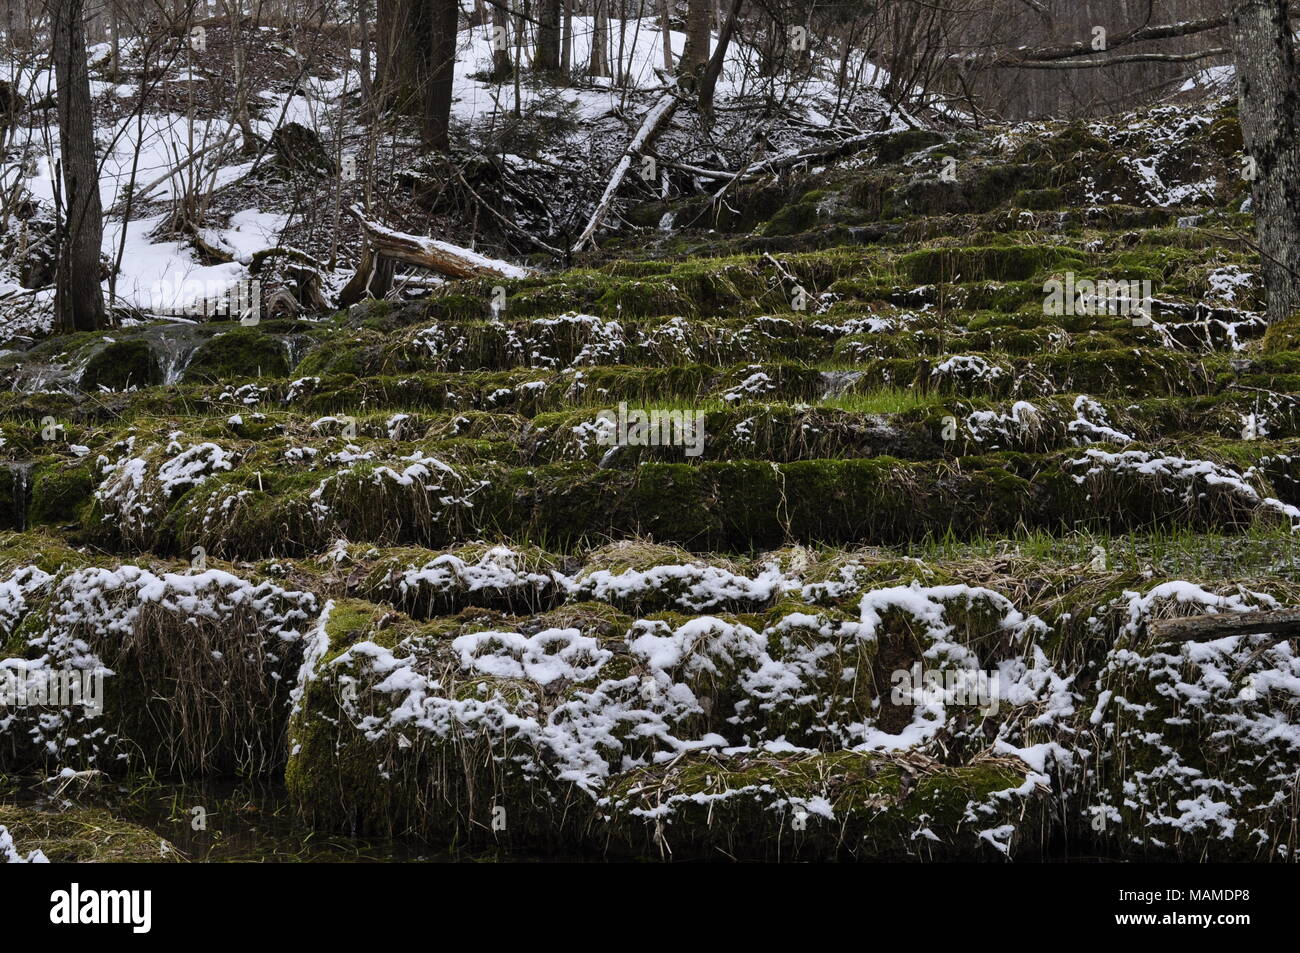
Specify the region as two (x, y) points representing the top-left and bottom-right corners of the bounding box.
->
(698, 0), (741, 123)
(512, 1), (522, 113)
(425, 0), (457, 150)
(377, 0), (421, 111)
(680, 0), (709, 74)
(658, 0), (672, 71)
(536, 0), (561, 71)
(561, 0), (572, 72)
(491, 0), (512, 78)
(51, 0), (106, 331)
(226, 0), (260, 153)
(359, 0), (374, 109)
(108, 0), (120, 82)
(375, 0), (457, 146)
(375, 0), (397, 99)
(590, 0), (609, 76)
(8, 0), (31, 50)
(1232, 0), (1300, 323)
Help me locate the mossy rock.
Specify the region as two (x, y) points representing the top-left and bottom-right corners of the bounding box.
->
(0, 804), (181, 862)
(899, 245), (1083, 284)
(80, 339), (163, 391)
(1206, 116), (1243, 158)
(601, 751), (1042, 860)
(762, 201), (822, 237)
(1011, 188), (1064, 211)
(29, 458), (96, 526)
(295, 330), (390, 377)
(875, 129), (945, 164)
(1262, 312), (1300, 353)
(182, 326), (291, 382)
(285, 600), (598, 848)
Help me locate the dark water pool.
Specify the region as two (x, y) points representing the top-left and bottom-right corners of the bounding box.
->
(4, 779), (522, 863)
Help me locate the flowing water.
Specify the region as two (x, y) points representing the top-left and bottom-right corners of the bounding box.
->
(2, 781), (543, 863)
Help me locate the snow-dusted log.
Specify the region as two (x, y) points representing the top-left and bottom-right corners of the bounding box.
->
(742, 129), (899, 176)
(571, 90), (679, 253)
(347, 204), (534, 280)
(1150, 608), (1300, 644)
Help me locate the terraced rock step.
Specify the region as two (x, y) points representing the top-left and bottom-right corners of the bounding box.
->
(3, 536), (1297, 859)
(6, 437), (1299, 558)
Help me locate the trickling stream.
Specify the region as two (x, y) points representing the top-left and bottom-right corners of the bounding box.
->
(9, 361), (82, 395)
(135, 322), (211, 385)
(3, 462), (33, 531)
(283, 333), (314, 371)
(818, 370), (864, 400)
(4, 782), (571, 863)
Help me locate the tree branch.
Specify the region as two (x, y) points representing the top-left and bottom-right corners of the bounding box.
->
(1003, 47), (1230, 69)
(991, 12), (1231, 66)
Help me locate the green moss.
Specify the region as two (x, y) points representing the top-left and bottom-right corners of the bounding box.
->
(182, 327), (291, 382)
(285, 600), (591, 847)
(899, 244), (1084, 284)
(0, 804), (181, 862)
(1206, 116), (1243, 158)
(601, 751), (1039, 860)
(875, 129), (945, 164)
(1262, 313), (1300, 353)
(80, 339), (163, 391)
(762, 201), (821, 237)
(294, 330), (390, 377)
(29, 458), (96, 526)
(1011, 188), (1064, 210)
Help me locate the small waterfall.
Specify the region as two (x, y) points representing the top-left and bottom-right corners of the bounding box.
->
(818, 370), (864, 400)
(11, 362), (81, 395)
(140, 323), (207, 385)
(284, 334), (312, 370)
(4, 461), (33, 531)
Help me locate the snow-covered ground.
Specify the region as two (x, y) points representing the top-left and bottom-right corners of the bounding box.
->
(0, 18), (896, 335)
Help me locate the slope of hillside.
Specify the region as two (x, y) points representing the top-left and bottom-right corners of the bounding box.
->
(4, 21), (1300, 862)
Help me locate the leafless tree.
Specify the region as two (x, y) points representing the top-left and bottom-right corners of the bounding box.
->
(49, 0), (106, 330)
(536, 0), (561, 70)
(1231, 0), (1300, 322)
(376, 0), (458, 149)
(681, 0), (710, 74)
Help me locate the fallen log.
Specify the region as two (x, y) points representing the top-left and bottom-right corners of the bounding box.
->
(1149, 608), (1300, 644)
(347, 204), (534, 280)
(337, 244), (395, 308)
(571, 89), (680, 253)
(741, 128), (902, 177)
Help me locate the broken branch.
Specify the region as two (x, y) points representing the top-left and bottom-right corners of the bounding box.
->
(1149, 608), (1300, 644)
(347, 204), (533, 280)
(571, 89), (680, 253)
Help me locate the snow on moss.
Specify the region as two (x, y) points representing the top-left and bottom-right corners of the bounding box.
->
(1066, 448), (1300, 528)
(0, 825), (48, 863)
